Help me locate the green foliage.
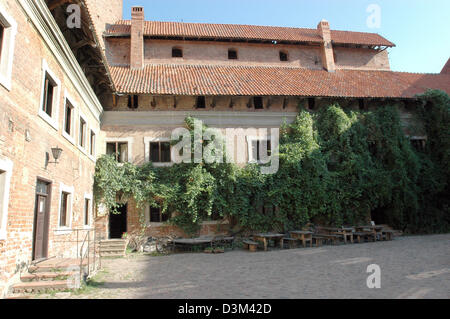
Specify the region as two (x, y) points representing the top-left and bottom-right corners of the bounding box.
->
(94, 90), (450, 235)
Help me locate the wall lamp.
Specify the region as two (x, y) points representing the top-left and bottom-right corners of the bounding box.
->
(45, 146), (63, 168)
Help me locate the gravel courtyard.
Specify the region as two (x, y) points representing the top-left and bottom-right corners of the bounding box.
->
(43, 234), (449, 299)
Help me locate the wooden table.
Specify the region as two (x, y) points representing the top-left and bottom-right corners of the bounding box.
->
(316, 227), (354, 244)
(355, 226), (384, 241)
(253, 233), (285, 251)
(289, 231), (313, 248)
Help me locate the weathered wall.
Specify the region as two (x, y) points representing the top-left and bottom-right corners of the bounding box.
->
(105, 37), (390, 71)
(0, 0), (100, 297)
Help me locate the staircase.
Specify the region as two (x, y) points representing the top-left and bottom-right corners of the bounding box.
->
(99, 239), (127, 258)
(8, 258), (87, 297)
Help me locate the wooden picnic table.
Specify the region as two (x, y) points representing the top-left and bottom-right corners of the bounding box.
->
(355, 226), (384, 240)
(316, 226), (354, 244)
(289, 231), (313, 248)
(253, 233), (285, 251)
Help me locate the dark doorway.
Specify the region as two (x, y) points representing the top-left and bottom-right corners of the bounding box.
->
(109, 204), (127, 239)
(33, 179), (51, 261)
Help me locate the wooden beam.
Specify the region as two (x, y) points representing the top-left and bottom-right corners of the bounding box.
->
(48, 0), (72, 11)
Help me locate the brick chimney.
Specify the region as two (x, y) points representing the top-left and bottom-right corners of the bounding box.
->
(130, 6), (144, 69)
(317, 20), (335, 72)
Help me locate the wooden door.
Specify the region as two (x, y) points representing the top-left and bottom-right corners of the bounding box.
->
(33, 180), (50, 260)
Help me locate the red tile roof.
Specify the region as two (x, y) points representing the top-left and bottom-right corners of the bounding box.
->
(441, 58), (450, 74)
(110, 64), (450, 98)
(105, 20), (395, 47)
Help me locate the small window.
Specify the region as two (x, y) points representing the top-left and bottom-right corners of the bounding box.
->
(127, 95), (138, 109)
(42, 73), (56, 117)
(0, 170), (6, 232)
(253, 96), (264, 109)
(84, 198), (90, 226)
(410, 138), (426, 152)
(172, 47), (183, 58)
(196, 96), (206, 109)
(59, 192), (70, 227)
(150, 141), (171, 163)
(64, 99), (74, 136)
(79, 117), (86, 148)
(279, 51), (288, 62)
(228, 49), (238, 60)
(90, 130), (96, 156)
(0, 8), (17, 90)
(150, 206), (169, 223)
(358, 99), (366, 110)
(250, 139), (272, 163)
(0, 24), (4, 60)
(106, 142), (128, 163)
(308, 98), (315, 110)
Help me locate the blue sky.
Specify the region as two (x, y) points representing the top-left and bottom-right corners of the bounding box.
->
(122, 0), (449, 73)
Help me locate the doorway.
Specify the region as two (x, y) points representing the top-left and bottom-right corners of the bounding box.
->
(109, 203), (127, 239)
(33, 179), (51, 261)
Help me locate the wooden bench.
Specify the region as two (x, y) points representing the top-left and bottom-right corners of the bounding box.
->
(381, 230), (395, 241)
(353, 231), (376, 243)
(243, 240), (259, 252)
(314, 233), (341, 245)
(312, 235), (329, 247)
(282, 238), (298, 249)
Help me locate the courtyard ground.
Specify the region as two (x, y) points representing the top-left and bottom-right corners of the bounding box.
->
(37, 234), (449, 299)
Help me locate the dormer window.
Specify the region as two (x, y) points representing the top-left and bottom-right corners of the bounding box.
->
(228, 49), (238, 60)
(279, 51), (288, 62)
(127, 95), (139, 109)
(196, 96), (206, 109)
(172, 47), (183, 58)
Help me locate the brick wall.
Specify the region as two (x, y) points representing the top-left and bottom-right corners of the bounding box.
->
(0, 0), (101, 297)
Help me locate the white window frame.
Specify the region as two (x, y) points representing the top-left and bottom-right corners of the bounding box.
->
(246, 136), (271, 164)
(77, 110), (88, 153)
(56, 183), (73, 235)
(38, 59), (61, 130)
(105, 137), (134, 163)
(0, 157), (13, 240)
(144, 204), (169, 226)
(0, 4), (17, 91)
(83, 193), (93, 229)
(88, 129), (97, 161)
(144, 137), (173, 167)
(62, 90), (77, 145)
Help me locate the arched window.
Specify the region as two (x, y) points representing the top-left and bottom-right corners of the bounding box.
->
(279, 51), (288, 61)
(228, 49), (238, 60)
(172, 47), (183, 58)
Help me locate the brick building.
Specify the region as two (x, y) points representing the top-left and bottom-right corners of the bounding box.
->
(0, 1), (449, 297)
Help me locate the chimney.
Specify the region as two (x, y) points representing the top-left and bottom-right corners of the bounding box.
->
(130, 6), (144, 69)
(317, 20), (335, 72)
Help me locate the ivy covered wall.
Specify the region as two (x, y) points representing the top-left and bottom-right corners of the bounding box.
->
(94, 90), (450, 236)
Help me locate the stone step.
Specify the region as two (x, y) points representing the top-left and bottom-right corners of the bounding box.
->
(12, 280), (75, 293)
(99, 243), (127, 249)
(100, 239), (127, 244)
(21, 271), (78, 282)
(100, 251), (125, 257)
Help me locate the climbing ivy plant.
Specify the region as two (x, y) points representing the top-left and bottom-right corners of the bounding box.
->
(94, 90), (450, 235)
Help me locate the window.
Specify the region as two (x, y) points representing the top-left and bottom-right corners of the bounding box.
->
(248, 138), (271, 163)
(308, 98), (316, 110)
(79, 117), (86, 148)
(279, 51), (288, 61)
(196, 96), (206, 109)
(0, 4), (17, 90)
(0, 158), (12, 240)
(253, 96), (264, 109)
(172, 47), (183, 58)
(106, 142), (129, 163)
(150, 141), (171, 163)
(42, 73), (56, 117)
(59, 192), (70, 227)
(410, 137), (426, 152)
(228, 49), (238, 60)
(90, 130), (96, 156)
(149, 206), (169, 223)
(127, 95), (139, 109)
(358, 99), (366, 110)
(64, 99), (74, 136)
(84, 198), (90, 226)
